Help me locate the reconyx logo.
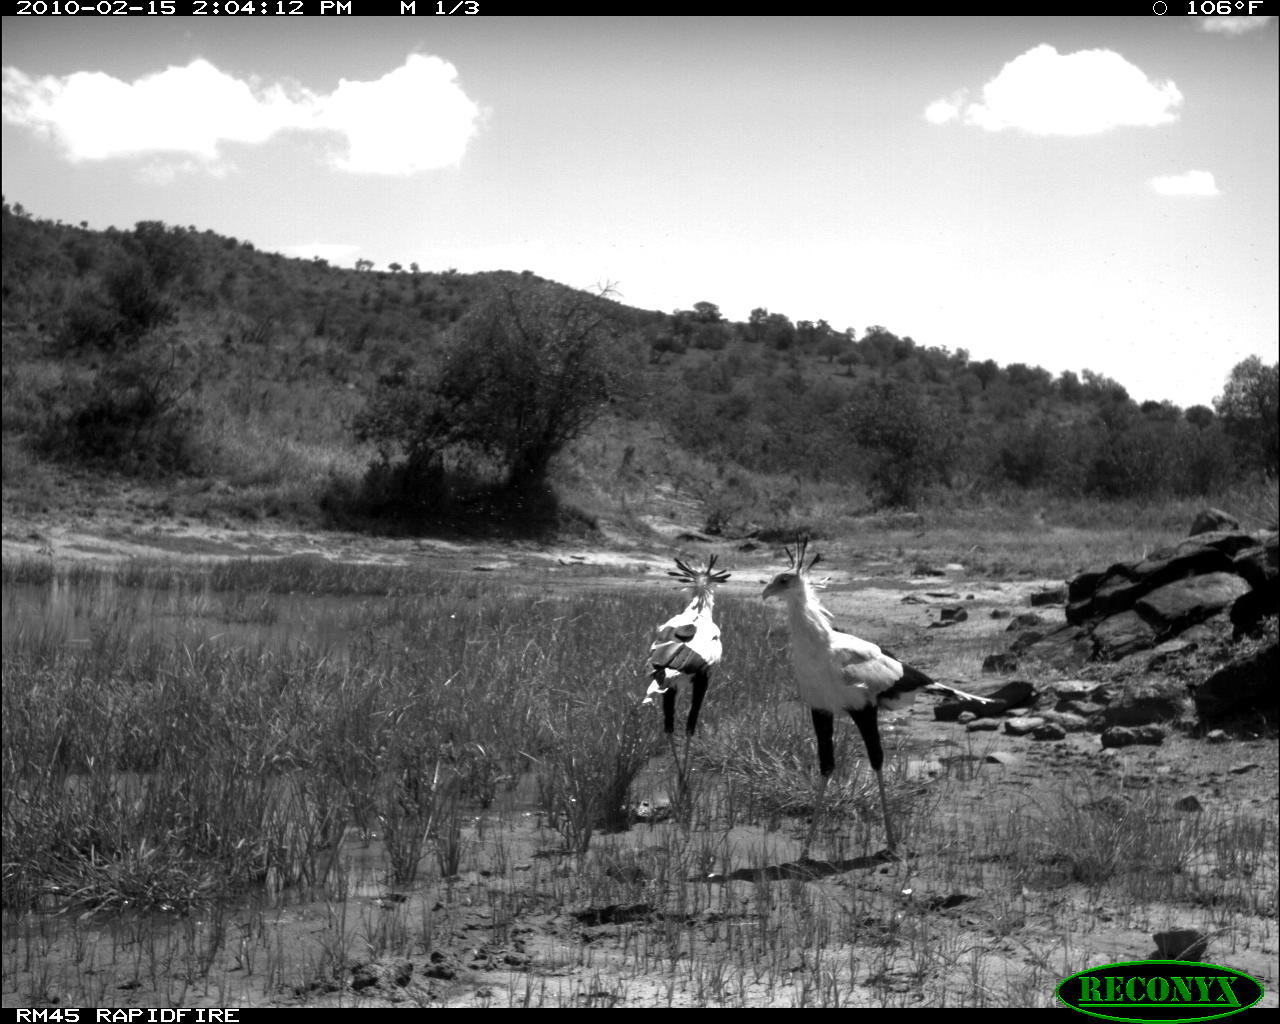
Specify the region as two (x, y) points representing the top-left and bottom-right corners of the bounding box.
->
(1057, 960), (1264, 1022)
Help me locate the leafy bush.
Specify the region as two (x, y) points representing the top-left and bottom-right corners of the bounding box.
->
(848, 380), (962, 509)
(36, 342), (202, 476)
(59, 258), (176, 352)
(352, 282), (633, 519)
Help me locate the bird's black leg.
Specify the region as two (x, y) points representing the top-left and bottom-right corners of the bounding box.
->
(676, 670), (710, 801)
(802, 709), (835, 859)
(848, 705), (883, 770)
(685, 669), (709, 737)
(659, 678), (687, 799)
(658, 671), (677, 735)
(849, 705), (895, 851)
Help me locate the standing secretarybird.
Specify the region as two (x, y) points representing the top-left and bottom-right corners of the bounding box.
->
(643, 555), (731, 796)
(763, 538), (993, 857)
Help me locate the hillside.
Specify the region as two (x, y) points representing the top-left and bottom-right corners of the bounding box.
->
(2, 200), (1275, 543)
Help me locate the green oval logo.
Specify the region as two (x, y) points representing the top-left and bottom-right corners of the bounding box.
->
(1057, 960), (1265, 1022)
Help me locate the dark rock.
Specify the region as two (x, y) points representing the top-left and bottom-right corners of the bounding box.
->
(1097, 680), (1190, 727)
(1016, 623), (1093, 670)
(1101, 725), (1166, 748)
(1146, 639), (1195, 669)
(1135, 573), (1251, 632)
(1229, 762), (1260, 775)
(987, 680), (1036, 706)
(1030, 585), (1067, 606)
(1190, 509), (1240, 536)
(1004, 716), (1045, 736)
(1049, 680), (1096, 702)
(1231, 532), (1278, 590)
(1067, 543), (1241, 624)
(1152, 929), (1210, 961)
(351, 964), (380, 991)
(982, 652), (1019, 674)
(1068, 569), (1107, 604)
(1032, 722), (1067, 740)
(929, 606), (968, 628)
(1041, 711), (1089, 733)
(1057, 700), (1105, 720)
(1231, 586), (1279, 637)
(990, 609), (1011, 620)
(966, 719), (1000, 732)
(1006, 612), (1044, 630)
(1009, 629), (1047, 652)
(423, 951), (459, 980)
(1193, 642), (1278, 726)
(1091, 609), (1158, 659)
(1174, 795), (1203, 813)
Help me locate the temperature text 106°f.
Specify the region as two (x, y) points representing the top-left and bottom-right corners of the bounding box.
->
(1188, 1), (1265, 12)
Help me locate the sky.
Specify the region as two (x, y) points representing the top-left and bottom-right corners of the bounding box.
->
(2, 15), (1276, 409)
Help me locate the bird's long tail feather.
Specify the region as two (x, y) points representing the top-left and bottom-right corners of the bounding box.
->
(926, 682), (998, 705)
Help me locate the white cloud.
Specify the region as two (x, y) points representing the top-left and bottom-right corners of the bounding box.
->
(923, 93), (964, 125)
(1197, 16), (1272, 35)
(316, 55), (483, 174)
(1150, 170), (1219, 197)
(925, 44), (1182, 136)
(1, 54), (482, 176)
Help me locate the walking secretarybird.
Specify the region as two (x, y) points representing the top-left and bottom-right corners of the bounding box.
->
(643, 555), (731, 795)
(763, 538), (994, 857)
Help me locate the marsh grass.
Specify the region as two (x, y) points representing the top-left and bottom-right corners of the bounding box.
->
(3, 555), (1276, 1008)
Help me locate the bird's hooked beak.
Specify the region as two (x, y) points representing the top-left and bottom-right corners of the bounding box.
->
(762, 576), (786, 601)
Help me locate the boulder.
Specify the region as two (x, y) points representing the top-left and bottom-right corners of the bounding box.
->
(1040, 711), (1090, 733)
(1014, 623), (1093, 670)
(1091, 609), (1158, 659)
(1101, 724), (1166, 748)
(1135, 573), (1251, 632)
(1232, 532), (1278, 590)
(1030, 585), (1067, 606)
(1189, 508), (1239, 536)
(1095, 679), (1190, 727)
(1004, 716), (1045, 736)
(1048, 680), (1096, 703)
(1006, 612), (1044, 630)
(1193, 642), (1278, 726)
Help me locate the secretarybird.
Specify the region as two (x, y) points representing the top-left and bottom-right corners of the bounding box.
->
(643, 555), (730, 796)
(763, 538), (993, 857)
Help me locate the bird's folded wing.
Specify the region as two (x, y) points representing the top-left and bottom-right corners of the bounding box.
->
(650, 609), (721, 671)
(831, 634), (905, 692)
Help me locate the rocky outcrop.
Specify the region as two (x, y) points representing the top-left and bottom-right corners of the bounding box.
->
(1006, 528), (1277, 670)
(1192, 641), (1279, 727)
(1190, 508), (1240, 536)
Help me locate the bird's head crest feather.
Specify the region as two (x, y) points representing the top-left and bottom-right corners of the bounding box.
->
(667, 554), (731, 592)
(783, 534), (822, 577)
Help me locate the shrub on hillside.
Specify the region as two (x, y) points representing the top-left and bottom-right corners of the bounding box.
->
(59, 258), (176, 353)
(35, 342), (202, 476)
